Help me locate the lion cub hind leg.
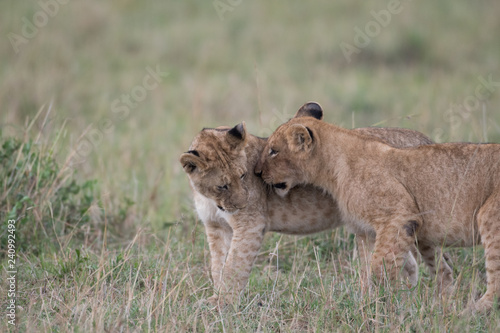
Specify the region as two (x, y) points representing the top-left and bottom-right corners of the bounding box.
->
(471, 192), (500, 313)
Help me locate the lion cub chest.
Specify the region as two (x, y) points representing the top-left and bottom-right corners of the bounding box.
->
(193, 190), (232, 225)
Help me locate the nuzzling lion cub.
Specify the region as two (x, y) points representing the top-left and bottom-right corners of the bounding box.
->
(181, 110), (451, 305)
(255, 102), (500, 312)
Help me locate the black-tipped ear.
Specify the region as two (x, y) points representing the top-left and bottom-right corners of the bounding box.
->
(285, 124), (314, 153)
(305, 127), (314, 141)
(180, 150), (205, 174)
(295, 102), (323, 120)
(226, 122), (247, 148)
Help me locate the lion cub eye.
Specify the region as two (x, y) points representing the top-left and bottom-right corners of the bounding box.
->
(217, 184), (229, 191)
(240, 173), (247, 180)
(269, 148), (278, 157)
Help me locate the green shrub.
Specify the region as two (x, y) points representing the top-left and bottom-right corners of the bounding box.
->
(0, 134), (98, 256)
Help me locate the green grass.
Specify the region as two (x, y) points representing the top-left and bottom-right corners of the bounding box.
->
(1, 0), (500, 331)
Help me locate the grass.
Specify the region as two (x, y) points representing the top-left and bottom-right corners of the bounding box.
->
(1, 0), (500, 331)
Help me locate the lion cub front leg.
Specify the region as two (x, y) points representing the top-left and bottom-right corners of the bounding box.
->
(417, 242), (453, 293)
(355, 233), (375, 292)
(217, 220), (266, 305)
(205, 220), (233, 303)
(357, 233), (418, 292)
(370, 219), (420, 287)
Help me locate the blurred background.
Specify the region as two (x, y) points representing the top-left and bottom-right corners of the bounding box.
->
(1, 0), (500, 238)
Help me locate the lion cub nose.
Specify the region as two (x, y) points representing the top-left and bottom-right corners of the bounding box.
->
(254, 161), (263, 177)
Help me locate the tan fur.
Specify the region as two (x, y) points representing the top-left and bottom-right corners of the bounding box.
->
(181, 118), (452, 305)
(256, 102), (500, 312)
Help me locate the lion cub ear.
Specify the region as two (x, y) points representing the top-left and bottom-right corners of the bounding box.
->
(180, 150), (206, 174)
(294, 102), (323, 120)
(286, 124), (315, 153)
(226, 122), (247, 148)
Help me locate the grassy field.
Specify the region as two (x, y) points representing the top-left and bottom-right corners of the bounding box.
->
(1, 0), (500, 331)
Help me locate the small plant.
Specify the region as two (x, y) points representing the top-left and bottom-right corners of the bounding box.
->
(0, 134), (98, 256)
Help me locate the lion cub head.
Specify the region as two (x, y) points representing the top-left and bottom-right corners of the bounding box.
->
(255, 102), (324, 196)
(180, 123), (249, 213)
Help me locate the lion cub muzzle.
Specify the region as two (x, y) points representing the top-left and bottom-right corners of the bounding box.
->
(273, 182), (287, 190)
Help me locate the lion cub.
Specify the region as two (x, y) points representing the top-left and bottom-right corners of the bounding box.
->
(256, 102), (500, 312)
(181, 112), (452, 305)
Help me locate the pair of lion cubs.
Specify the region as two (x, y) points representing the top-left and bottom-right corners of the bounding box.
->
(181, 102), (500, 312)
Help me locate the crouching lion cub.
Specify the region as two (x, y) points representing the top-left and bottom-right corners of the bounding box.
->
(256, 102), (500, 312)
(180, 113), (451, 306)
